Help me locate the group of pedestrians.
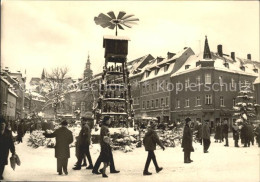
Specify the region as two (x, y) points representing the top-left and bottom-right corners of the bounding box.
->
(1, 115), (260, 180)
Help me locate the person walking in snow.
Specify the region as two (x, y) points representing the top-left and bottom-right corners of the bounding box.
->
(214, 122), (222, 143)
(143, 121), (165, 175)
(43, 120), (73, 175)
(223, 120), (229, 147)
(232, 122), (240, 147)
(92, 116), (120, 176)
(202, 120), (211, 153)
(181, 118), (194, 163)
(73, 117), (93, 170)
(241, 122), (250, 147)
(248, 123), (255, 145)
(0, 118), (16, 180)
(17, 119), (25, 143)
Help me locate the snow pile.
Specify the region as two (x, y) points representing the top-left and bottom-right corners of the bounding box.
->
(27, 130), (55, 148)
(157, 129), (182, 147)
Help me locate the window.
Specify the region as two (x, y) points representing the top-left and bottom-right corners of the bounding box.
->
(81, 102), (85, 113)
(219, 76), (223, 86)
(161, 98), (164, 107)
(176, 99), (180, 108)
(155, 68), (159, 75)
(185, 98), (190, 107)
(233, 98), (236, 107)
(231, 78), (235, 88)
(205, 95), (212, 105)
(166, 97), (169, 106)
(185, 65), (190, 70)
(146, 71), (150, 77)
(151, 84), (154, 91)
(151, 100), (154, 108)
(185, 78), (190, 88)
(165, 80), (168, 89)
(142, 85), (145, 93)
(205, 73), (211, 84)
(156, 99), (159, 108)
(143, 101), (145, 109)
(220, 96), (224, 107)
(196, 76), (201, 85)
(164, 65), (169, 72)
(147, 101), (150, 108)
(196, 96), (201, 106)
(196, 62), (200, 67)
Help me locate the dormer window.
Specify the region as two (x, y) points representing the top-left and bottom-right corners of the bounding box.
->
(240, 66), (245, 71)
(253, 68), (258, 73)
(223, 62), (229, 68)
(155, 68), (159, 75)
(146, 71), (150, 77)
(164, 65), (169, 72)
(185, 65), (190, 70)
(196, 61), (200, 67)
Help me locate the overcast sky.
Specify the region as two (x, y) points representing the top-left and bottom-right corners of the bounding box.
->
(1, 1), (259, 83)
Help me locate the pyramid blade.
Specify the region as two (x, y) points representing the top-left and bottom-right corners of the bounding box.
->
(122, 23), (132, 28)
(123, 21), (138, 25)
(121, 14), (134, 20)
(108, 24), (116, 29)
(117, 11), (126, 20)
(95, 17), (110, 25)
(98, 13), (112, 21)
(100, 22), (113, 28)
(123, 18), (139, 22)
(118, 24), (124, 30)
(107, 11), (116, 19)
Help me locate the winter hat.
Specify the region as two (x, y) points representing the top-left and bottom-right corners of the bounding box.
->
(185, 117), (191, 124)
(60, 120), (68, 126)
(102, 116), (110, 124)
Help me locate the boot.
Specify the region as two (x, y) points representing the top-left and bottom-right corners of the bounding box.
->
(143, 171), (152, 175)
(188, 152), (193, 162)
(72, 166), (81, 170)
(156, 167), (163, 173)
(86, 164), (93, 169)
(184, 152), (190, 163)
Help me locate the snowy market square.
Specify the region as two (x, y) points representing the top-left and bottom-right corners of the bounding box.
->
(1, 1), (260, 182)
(3, 131), (260, 182)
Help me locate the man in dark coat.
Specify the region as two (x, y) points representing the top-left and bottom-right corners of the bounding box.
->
(143, 122), (165, 175)
(232, 122), (240, 147)
(248, 123), (255, 145)
(0, 118), (16, 180)
(202, 120), (211, 153)
(92, 116), (120, 175)
(222, 120), (229, 147)
(241, 122), (250, 147)
(17, 119), (25, 143)
(44, 120), (73, 175)
(214, 122), (222, 143)
(181, 118), (194, 164)
(73, 117), (93, 170)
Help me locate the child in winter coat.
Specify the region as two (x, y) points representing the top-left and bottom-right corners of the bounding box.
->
(143, 122), (165, 176)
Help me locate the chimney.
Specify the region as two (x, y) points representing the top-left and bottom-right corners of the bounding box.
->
(217, 45), (223, 57)
(167, 52), (176, 59)
(231, 52), (235, 60)
(247, 54), (251, 60)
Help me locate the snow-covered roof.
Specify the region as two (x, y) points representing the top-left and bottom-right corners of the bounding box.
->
(171, 52), (259, 77)
(127, 54), (152, 77)
(103, 35), (130, 41)
(0, 77), (11, 86)
(254, 77), (260, 84)
(8, 89), (18, 98)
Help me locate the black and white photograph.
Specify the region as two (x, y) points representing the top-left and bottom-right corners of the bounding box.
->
(0, 1), (259, 181)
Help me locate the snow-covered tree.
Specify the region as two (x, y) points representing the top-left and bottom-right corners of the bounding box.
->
(233, 82), (257, 123)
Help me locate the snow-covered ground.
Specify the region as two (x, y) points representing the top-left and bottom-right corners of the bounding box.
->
(3, 133), (260, 182)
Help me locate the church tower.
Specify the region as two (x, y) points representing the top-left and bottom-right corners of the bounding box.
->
(84, 54), (93, 81)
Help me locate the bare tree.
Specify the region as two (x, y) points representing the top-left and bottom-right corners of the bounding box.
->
(44, 67), (69, 120)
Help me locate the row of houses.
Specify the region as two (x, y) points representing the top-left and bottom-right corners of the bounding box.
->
(65, 36), (260, 128)
(0, 68), (26, 120)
